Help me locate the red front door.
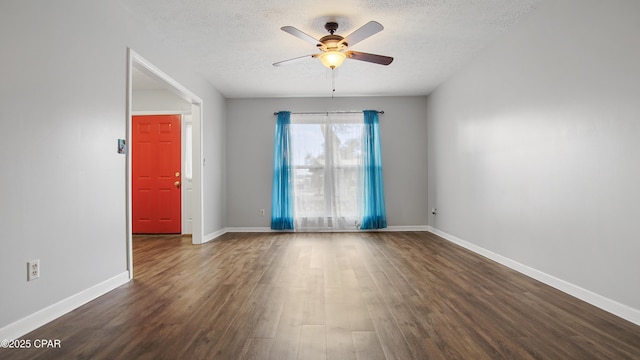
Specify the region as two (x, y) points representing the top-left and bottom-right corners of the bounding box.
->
(132, 115), (182, 234)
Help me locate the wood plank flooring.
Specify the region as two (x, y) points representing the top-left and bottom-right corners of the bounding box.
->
(2, 232), (639, 359)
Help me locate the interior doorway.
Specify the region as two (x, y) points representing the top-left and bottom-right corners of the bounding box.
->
(127, 49), (204, 279)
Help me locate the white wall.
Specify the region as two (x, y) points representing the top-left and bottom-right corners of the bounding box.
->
(427, 0), (640, 320)
(0, 0), (226, 335)
(226, 96), (428, 229)
(203, 93), (228, 236)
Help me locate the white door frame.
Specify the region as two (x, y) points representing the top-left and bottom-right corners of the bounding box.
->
(126, 49), (205, 279)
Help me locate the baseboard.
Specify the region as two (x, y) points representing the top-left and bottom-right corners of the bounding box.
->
(202, 228), (229, 244)
(201, 227), (274, 243)
(224, 227), (274, 233)
(385, 225), (429, 232)
(222, 226), (429, 233)
(201, 226), (430, 241)
(426, 226), (640, 326)
(0, 271), (130, 341)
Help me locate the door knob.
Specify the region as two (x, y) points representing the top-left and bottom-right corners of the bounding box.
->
(174, 181), (181, 188)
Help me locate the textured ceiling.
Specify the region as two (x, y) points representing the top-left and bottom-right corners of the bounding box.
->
(123, 0), (542, 98)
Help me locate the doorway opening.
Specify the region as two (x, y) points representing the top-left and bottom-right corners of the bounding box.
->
(127, 49), (204, 279)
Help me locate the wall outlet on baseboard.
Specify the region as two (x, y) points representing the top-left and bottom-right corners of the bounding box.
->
(27, 260), (40, 281)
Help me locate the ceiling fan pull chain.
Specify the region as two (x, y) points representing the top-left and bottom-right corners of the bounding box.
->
(331, 69), (336, 98)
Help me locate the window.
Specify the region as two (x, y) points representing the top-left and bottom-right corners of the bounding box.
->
(271, 110), (386, 231)
(290, 113), (364, 230)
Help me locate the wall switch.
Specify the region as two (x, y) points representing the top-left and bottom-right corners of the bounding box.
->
(27, 260), (40, 281)
(259, 209), (265, 216)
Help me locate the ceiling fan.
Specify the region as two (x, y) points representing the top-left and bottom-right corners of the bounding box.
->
(273, 21), (394, 70)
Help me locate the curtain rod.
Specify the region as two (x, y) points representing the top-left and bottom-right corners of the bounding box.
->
(273, 110), (384, 116)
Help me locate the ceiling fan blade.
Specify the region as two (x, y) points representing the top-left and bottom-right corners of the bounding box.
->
(339, 21), (384, 47)
(281, 26), (320, 46)
(272, 54), (317, 66)
(346, 51), (394, 65)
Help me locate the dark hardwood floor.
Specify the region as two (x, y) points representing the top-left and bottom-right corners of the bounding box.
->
(2, 232), (639, 359)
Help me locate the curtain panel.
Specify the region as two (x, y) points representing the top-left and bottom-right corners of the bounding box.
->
(360, 110), (387, 229)
(270, 111), (294, 230)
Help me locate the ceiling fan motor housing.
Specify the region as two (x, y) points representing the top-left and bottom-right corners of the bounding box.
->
(319, 22), (347, 51)
(318, 34), (347, 50)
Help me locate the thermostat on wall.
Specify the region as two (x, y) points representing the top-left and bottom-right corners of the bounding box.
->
(118, 139), (126, 154)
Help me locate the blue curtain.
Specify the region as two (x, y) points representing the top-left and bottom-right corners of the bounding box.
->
(360, 110), (387, 229)
(271, 111), (294, 230)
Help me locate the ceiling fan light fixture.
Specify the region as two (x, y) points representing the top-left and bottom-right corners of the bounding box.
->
(319, 51), (346, 69)
(276, 21), (392, 69)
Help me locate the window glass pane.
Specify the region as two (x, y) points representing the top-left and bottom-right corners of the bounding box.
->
(291, 123), (325, 217)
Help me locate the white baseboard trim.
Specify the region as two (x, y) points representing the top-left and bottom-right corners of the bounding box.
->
(225, 227), (274, 233)
(385, 225), (429, 232)
(0, 271), (130, 341)
(222, 226), (429, 233)
(426, 226), (640, 326)
(202, 228), (229, 244)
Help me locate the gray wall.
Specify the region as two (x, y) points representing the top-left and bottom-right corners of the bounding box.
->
(427, 0), (640, 313)
(226, 96), (428, 228)
(0, 0), (226, 330)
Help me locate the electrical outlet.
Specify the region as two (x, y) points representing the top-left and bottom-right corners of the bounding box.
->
(259, 209), (265, 216)
(27, 260), (40, 281)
